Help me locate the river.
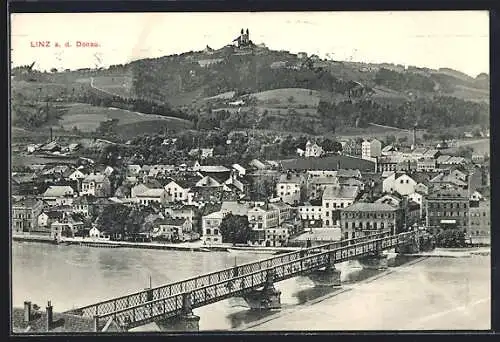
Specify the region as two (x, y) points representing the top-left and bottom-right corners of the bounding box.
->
(12, 241), (490, 331)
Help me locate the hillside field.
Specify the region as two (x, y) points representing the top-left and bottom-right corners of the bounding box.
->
(246, 88), (321, 107)
(90, 75), (134, 98)
(58, 103), (193, 134)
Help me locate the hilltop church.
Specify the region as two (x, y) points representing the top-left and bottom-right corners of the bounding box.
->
(232, 28), (253, 48)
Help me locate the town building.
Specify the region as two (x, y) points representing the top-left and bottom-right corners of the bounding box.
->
(322, 185), (359, 227)
(306, 175), (340, 200)
(136, 188), (167, 206)
(37, 211), (64, 232)
(425, 188), (469, 232)
(341, 140), (362, 157)
(340, 202), (403, 239)
(276, 173), (304, 205)
(81, 174), (111, 197)
(151, 217), (196, 242)
(164, 179), (196, 203)
(472, 153), (486, 164)
(417, 158), (437, 172)
(304, 141), (324, 158)
(361, 139), (382, 161)
(50, 218), (84, 240)
(164, 205), (196, 231)
(42, 185), (76, 206)
(201, 211), (226, 245)
(247, 204), (279, 246)
(377, 155), (404, 172)
(12, 198), (44, 234)
(298, 200), (323, 228)
(382, 172), (417, 196)
(468, 198), (490, 241)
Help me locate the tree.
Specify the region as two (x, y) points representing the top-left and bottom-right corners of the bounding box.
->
(219, 214), (251, 245)
(385, 135), (397, 146)
(435, 229), (466, 248)
(95, 204), (132, 238)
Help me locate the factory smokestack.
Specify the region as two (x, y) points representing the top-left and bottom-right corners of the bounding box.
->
(50, 127), (53, 141)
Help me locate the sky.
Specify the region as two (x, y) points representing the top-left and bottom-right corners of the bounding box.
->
(10, 11), (489, 77)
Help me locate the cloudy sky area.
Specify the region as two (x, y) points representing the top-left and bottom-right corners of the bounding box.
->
(10, 11), (489, 77)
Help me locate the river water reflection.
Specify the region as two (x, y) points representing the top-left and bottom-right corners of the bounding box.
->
(12, 242), (490, 331)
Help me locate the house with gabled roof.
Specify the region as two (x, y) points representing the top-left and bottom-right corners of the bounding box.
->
(164, 177), (198, 203)
(81, 173), (111, 197)
(136, 188), (167, 206)
(68, 169), (88, 182)
(382, 172), (417, 196)
(195, 175), (223, 188)
(42, 185), (76, 206)
(13, 301), (122, 333)
(151, 217), (196, 242)
(37, 211), (65, 231)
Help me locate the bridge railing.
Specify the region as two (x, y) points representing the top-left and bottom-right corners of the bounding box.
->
(94, 232), (414, 330)
(68, 231), (393, 318)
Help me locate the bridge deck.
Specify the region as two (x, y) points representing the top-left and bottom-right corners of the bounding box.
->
(92, 232), (417, 330)
(65, 232), (391, 319)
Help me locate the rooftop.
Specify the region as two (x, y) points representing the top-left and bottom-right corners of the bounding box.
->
(12, 306), (118, 333)
(322, 185), (359, 200)
(83, 174), (107, 182)
(340, 202), (399, 212)
(42, 186), (74, 197)
(280, 155), (375, 172)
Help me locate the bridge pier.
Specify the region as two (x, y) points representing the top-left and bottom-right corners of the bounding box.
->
(395, 235), (421, 254)
(242, 270), (281, 310)
(156, 314), (200, 332)
(358, 253), (388, 270)
(155, 292), (200, 332)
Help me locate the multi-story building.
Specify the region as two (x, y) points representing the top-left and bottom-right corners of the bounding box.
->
(468, 196), (490, 241)
(322, 185), (359, 227)
(12, 198), (44, 234)
(201, 211), (226, 245)
(164, 179), (195, 203)
(247, 204), (279, 246)
(341, 140), (362, 157)
(269, 200), (294, 225)
(339, 202), (403, 239)
(81, 174), (111, 197)
(276, 173), (304, 205)
(165, 205), (196, 231)
(377, 155), (404, 172)
(425, 188), (469, 232)
(417, 158), (437, 172)
(298, 200), (323, 228)
(306, 175), (340, 199)
(42, 185), (76, 206)
(362, 139), (382, 160)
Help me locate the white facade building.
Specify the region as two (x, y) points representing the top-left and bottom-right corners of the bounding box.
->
(362, 139), (382, 160)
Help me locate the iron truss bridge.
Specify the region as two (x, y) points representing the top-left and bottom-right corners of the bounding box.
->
(65, 231), (419, 330)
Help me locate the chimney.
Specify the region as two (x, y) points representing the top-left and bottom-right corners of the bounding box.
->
(24, 301), (31, 322)
(50, 127), (53, 141)
(46, 301), (53, 332)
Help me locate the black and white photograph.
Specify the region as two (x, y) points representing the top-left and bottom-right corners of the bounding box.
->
(10, 11), (491, 333)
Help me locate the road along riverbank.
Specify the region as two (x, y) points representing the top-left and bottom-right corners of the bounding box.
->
(12, 234), (298, 254)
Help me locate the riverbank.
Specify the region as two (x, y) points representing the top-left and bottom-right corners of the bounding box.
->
(240, 253), (490, 331)
(12, 234), (298, 254)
